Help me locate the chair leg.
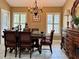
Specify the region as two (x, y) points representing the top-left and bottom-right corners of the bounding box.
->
(39, 45), (42, 54)
(4, 47), (7, 57)
(30, 49), (32, 58)
(19, 48), (21, 58)
(15, 48), (17, 57)
(49, 45), (52, 54)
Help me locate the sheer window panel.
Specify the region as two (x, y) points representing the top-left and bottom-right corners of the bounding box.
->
(13, 14), (19, 27)
(54, 23), (59, 33)
(13, 23), (19, 27)
(54, 14), (60, 34)
(47, 14), (53, 23)
(54, 15), (60, 23)
(13, 14), (19, 23)
(21, 14), (26, 23)
(21, 23), (25, 31)
(47, 24), (53, 34)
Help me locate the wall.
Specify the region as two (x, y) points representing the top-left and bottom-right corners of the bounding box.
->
(0, 0), (10, 44)
(62, 0), (75, 29)
(10, 7), (63, 33)
(63, 0), (74, 15)
(0, 0), (10, 10)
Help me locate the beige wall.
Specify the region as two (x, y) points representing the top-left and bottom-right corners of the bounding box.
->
(10, 7), (63, 33)
(0, 0), (10, 10)
(63, 0), (74, 15)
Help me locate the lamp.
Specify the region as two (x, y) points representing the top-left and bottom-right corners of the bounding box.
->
(28, 0), (43, 16)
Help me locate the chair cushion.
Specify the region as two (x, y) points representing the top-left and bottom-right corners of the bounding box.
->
(41, 39), (51, 45)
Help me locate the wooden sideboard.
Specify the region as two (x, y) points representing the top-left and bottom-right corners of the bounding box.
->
(61, 28), (79, 59)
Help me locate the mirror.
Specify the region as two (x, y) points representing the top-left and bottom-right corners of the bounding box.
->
(71, 0), (79, 17)
(71, 0), (79, 28)
(76, 5), (79, 16)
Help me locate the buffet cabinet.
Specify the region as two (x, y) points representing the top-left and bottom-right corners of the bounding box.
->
(61, 28), (79, 59)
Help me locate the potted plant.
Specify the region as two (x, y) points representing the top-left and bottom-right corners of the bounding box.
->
(73, 16), (79, 29)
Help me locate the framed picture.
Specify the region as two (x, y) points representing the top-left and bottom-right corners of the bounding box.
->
(33, 14), (40, 21)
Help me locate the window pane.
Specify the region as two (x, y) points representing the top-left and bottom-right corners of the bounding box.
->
(54, 14), (60, 23)
(13, 23), (19, 27)
(21, 14), (26, 23)
(21, 24), (25, 31)
(54, 14), (60, 33)
(54, 24), (59, 33)
(47, 14), (53, 24)
(13, 14), (19, 23)
(47, 24), (53, 34)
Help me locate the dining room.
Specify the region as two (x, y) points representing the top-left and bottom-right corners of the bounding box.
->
(0, 0), (79, 59)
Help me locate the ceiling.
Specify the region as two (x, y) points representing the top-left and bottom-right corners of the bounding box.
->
(6, 0), (67, 7)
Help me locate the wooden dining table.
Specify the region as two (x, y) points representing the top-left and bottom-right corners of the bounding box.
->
(31, 32), (45, 54)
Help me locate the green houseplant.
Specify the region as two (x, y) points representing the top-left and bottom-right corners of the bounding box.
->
(74, 16), (79, 25)
(73, 16), (79, 29)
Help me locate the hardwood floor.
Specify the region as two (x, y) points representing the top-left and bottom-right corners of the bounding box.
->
(0, 40), (68, 59)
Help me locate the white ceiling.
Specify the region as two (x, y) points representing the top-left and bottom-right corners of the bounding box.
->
(6, 0), (67, 7)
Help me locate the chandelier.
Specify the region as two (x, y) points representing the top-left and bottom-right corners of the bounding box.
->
(28, 0), (43, 16)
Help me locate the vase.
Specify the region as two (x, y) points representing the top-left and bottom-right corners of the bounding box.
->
(74, 24), (79, 29)
(77, 24), (79, 29)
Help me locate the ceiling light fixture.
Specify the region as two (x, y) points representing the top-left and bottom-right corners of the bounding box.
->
(28, 0), (43, 16)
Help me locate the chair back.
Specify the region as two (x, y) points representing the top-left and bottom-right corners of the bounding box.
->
(19, 32), (32, 45)
(50, 30), (54, 44)
(3, 31), (17, 47)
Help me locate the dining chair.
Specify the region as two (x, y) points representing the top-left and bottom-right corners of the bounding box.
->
(40, 30), (54, 53)
(18, 32), (33, 58)
(3, 31), (17, 57)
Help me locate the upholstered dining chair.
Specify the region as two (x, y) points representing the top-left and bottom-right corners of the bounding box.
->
(40, 30), (54, 53)
(18, 32), (33, 58)
(3, 31), (17, 57)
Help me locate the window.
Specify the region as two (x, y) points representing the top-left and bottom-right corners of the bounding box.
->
(47, 14), (53, 34)
(54, 14), (60, 33)
(47, 13), (60, 34)
(13, 13), (26, 31)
